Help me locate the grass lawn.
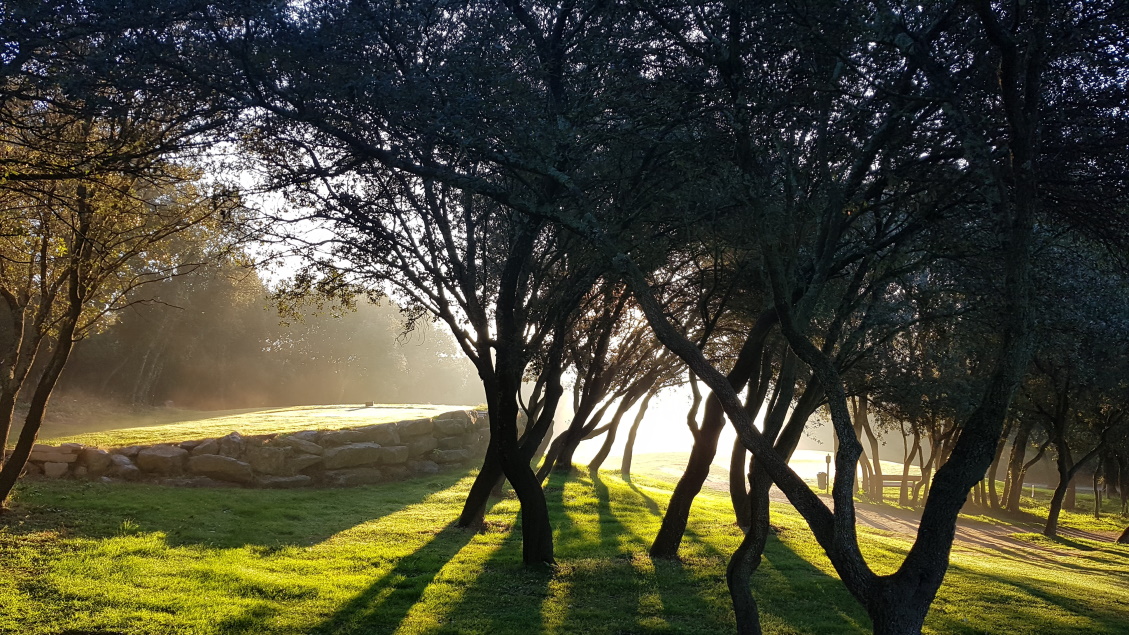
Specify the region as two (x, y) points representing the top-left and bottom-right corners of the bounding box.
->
(36, 404), (475, 448)
(2, 463), (1128, 634)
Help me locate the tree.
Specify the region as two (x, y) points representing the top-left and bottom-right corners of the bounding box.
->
(0, 107), (238, 505)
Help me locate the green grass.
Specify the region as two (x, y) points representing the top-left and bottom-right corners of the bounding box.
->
(39, 404), (474, 448)
(2, 464), (1128, 634)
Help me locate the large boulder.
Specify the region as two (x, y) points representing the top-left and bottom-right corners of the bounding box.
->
(42, 462), (70, 478)
(271, 436), (324, 456)
(434, 418), (468, 436)
(355, 424), (400, 445)
(111, 445), (142, 458)
(405, 436), (438, 457)
(245, 446), (291, 475)
(437, 409), (475, 424)
(108, 454), (142, 480)
(395, 418), (434, 438)
(323, 443), (384, 469)
(436, 436), (464, 451)
(29, 445), (79, 463)
(136, 445), (188, 475)
(188, 454), (255, 484)
(324, 467), (382, 486)
(288, 454), (324, 473)
(217, 432), (247, 459)
(78, 448), (113, 476)
(375, 445), (409, 465)
(190, 438), (220, 456)
(317, 429), (367, 447)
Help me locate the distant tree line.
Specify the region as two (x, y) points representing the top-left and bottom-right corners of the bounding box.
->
(58, 255), (482, 410)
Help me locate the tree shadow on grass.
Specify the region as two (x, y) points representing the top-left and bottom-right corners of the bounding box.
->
(308, 520), (483, 635)
(498, 472), (735, 634)
(931, 560), (1129, 634)
(2, 468), (474, 549)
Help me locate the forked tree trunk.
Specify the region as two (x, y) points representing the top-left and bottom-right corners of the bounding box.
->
(1004, 417), (1033, 511)
(649, 314), (775, 558)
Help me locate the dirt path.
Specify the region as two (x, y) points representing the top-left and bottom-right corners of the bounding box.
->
(805, 490), (1121, 555)
(648, 455), (1120, 554)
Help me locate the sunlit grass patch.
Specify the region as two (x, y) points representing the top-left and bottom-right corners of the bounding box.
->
(40, 403), (474, 447)
(1, 462), (1128, 634)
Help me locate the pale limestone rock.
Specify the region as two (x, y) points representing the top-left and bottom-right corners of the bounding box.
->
(271, 435), (324, 456)
(355, 424), (400, 445)
(323, 443), (384, 469)
(375, 445), (409, 465)
(246, 446), (290, 475)
(434, 418), (468, 436)
(43, 462), (69, 478)
(136, 445), (188, 475)
(406, 436), (438, 457)
(395, 418), (434, 438)
(188, 454), (254, 483)
(190, 438), (220, 456)
(78, 448), (113, 475)
(436, 436), (464, 450)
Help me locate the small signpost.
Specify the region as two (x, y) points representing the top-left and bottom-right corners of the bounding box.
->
(825, 454), (832, 492)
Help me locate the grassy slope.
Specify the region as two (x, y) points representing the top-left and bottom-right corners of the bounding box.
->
(37, 404), (475, 448)
(2, 466), (1127, 634)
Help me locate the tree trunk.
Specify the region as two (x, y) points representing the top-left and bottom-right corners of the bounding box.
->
(986, 420), (1011, 510)
(899, 432), (918, 507)
(0, 323), (78, 506)
(855, 395), (884, 501)
(458, 443), (507, 528)
(1118, 526), (1129, 544)
(726, 466), (773, 635)
(1004, 417), (1034, 512)
(1044, 471), (1069, 538)
(619, 390), (654, 481)
(649, 312), (776, 558)
(1064, 478), (1076, 511)
(459, 357), (564, 530)
(1094, 469), (1101, 520)
(730, 439), (751, 529)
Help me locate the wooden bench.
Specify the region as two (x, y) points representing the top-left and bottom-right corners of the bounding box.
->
(879, 474), (923, 488)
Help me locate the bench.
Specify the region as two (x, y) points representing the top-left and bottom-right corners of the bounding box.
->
(880, 474), (923, 488)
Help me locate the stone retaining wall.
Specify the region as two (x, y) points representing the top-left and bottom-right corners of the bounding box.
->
(6, 409), (489, 489)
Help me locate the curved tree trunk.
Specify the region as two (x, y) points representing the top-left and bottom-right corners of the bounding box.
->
(619, 390), (655, 481)
(650, 310), (777, 558)
(0, 320), (79, 505)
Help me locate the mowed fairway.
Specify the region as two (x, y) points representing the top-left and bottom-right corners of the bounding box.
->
(0, 410), (1127, 634)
